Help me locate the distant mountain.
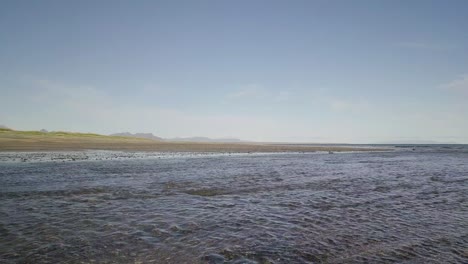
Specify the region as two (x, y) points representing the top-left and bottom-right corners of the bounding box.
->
(167, 137), (244, 143)
(110, 132), (244, 143)
(110, 132), (163, 141)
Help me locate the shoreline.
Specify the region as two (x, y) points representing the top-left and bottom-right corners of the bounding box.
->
(0, 140), (391, 153)
(0, 129), (391, 153)
(0, 148), (391, 164)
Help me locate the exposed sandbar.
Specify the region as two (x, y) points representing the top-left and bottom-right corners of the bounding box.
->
(0, 129), (389, 152)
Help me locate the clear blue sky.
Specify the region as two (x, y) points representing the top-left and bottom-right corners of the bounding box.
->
(1, 0), (467, 143)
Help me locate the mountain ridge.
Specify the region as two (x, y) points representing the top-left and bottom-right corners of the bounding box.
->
(110, 132), (244, 143)
(110, 132), (163, 141)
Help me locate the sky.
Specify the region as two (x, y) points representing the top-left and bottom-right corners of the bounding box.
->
(1, 0), (468, 143)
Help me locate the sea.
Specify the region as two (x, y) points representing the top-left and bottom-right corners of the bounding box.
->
(1, 145), (467, 263)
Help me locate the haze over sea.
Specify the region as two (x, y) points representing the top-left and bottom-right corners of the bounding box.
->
(1, 145), (467, 263)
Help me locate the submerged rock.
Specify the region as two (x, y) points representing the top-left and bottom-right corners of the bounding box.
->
(202, 253), (225, 264)
(231, 258), (258, 264)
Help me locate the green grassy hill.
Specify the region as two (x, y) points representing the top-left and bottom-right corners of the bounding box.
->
(0, 128), (150, 141)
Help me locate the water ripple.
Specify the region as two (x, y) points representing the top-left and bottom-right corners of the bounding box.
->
(1, 149), (467, 263)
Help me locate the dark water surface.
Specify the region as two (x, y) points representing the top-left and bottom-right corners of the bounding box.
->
(1, 147), (468, 263)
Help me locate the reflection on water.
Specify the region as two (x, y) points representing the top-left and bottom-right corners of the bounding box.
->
(1, 148), (468, 263)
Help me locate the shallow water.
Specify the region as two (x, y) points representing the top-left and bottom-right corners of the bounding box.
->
(1, 147), (467, 263)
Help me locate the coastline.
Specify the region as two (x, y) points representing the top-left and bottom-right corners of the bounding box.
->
(0, 129), (391, 152)
(0, 140), (390, 152)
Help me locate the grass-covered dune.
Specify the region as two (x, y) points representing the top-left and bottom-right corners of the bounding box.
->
(0, 128), (130, 138)
(0, 128), (153, 151)
(0, 128), (389, 152)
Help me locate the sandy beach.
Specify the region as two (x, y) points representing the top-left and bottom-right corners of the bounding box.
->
(0, 129), (387, 152)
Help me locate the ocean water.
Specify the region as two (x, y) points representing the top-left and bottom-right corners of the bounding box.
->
(0, 147), (467, 263)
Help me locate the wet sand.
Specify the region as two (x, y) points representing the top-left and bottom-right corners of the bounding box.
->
(0, 132), (388, 152)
